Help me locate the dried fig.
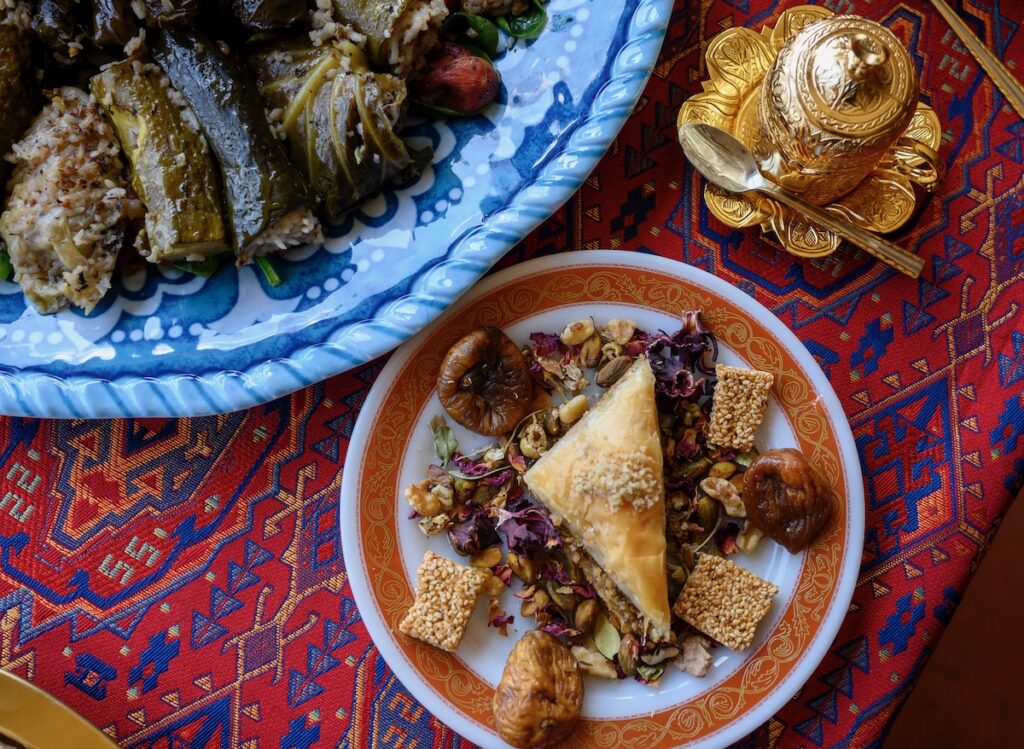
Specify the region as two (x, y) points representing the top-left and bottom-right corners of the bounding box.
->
(742, 448), (833, 553)
(438, 327), (534, 436)
(493, 630), (583, 748)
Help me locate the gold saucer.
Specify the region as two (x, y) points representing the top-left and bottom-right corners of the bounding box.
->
(677, 5), (942, 258)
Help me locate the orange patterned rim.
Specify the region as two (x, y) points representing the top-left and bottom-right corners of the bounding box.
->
(354, 261), (854, 747)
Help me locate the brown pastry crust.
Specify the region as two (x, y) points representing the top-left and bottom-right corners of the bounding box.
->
(524, 358), (672, 641)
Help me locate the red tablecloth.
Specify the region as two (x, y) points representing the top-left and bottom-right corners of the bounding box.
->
(2, 1), (1023, 747)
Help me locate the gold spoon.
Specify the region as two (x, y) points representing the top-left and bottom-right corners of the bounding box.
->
(929, 0), (1024, 119)
(678, 123), (925, 279)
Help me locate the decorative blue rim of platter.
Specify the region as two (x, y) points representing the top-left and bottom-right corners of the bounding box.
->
(0, 0), (671, 419)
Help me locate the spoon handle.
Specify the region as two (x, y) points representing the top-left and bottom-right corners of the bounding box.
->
(757, 183), (925, 279)
(928, 0), (1024, 120)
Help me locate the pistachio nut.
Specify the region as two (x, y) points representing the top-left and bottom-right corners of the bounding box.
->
(709, 461), (737, 479)
(507, 551), (538, 585)
(618, 634), (639, 677)
(470, 546), (503, 568)
(573, 598), (598, 634)
(546, 580), (578, 612)
(596, 355), (633, 388)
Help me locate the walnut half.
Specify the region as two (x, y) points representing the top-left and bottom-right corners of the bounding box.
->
(493, 631), (584, 748)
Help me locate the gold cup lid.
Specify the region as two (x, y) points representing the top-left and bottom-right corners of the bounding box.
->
(781, 15), (918, 140)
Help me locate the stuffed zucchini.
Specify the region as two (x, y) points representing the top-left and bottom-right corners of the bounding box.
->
(91, 60), (229, 262)
(331, 0), (448, 76)
(249, 37), (421, 218)
(0, 87), (142, 313)
(151, 28), (321, 262)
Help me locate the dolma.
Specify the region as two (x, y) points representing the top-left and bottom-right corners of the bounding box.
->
(140, 0), (198, 27)
(91, 0), (138, 46)
(32, 0), (87, 58)
(0, 88), (142, 313)
(249, 37), (421, 218)
(151, 28), (321, 261)
(0, 24), (38, 185)
(331, 0), (448, 76)
(91, 60), (229, 262)
(230, 0), (305, 30)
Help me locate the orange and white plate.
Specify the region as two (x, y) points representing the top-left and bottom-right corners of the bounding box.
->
(339, 251), (864, 748)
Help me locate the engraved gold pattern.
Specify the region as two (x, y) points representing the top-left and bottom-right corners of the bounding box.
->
(678, 6), (943, 258)
(357, 264), (852, 747)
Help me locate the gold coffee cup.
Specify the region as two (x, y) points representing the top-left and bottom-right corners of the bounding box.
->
(753, 15), (943, 205)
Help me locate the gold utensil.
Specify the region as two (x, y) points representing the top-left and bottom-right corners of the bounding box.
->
(929, 0), (1024, 118)
(677, 5), (944, 260)
(679, 123), (925, 278)
(0, 669), (117, 748)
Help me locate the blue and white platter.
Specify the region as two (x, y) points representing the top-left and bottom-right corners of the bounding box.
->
(0, 0), (671, 418)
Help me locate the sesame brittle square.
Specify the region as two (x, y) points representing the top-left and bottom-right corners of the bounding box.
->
(399, 550), (490, 652)
(706, 364), (774, 452)
(673, 554), (778, 652)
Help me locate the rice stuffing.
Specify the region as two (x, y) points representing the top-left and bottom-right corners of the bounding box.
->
(1, 0), (31, 30)
(0, 87), (143, 314)
(383, 0), (449, 77)
(239, 207), (323, 264)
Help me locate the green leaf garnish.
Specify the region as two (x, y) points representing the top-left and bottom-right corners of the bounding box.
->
(497, 0), (547, 39)
(0, 245), (12, 282)
(173, 257), (221, 278)
(637, 663), (665, 683)
(443, 12), (500, 58)
(255, 255), (282, 287)
(411, 97), (489, 119)
(429, 414), (459, 467)
(593, 612), (621, 661)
